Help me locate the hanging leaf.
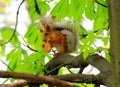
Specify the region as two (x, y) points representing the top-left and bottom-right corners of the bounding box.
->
(36, 0), (50, 16)
(24, 24), (43, 51)
(85, 2), (97, 20)
(51, 0), (69, 19)
(0, 27), (20, 45)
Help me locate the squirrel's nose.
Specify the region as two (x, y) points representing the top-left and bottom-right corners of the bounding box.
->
(43, 39), (46, 42)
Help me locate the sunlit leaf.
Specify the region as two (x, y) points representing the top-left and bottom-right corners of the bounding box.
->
(6, 48), (22, 71)
(0, 27), (20, 45)
(51, 0), (69, 19)
(0, 45), (5, 57)
(0, 39), (5, 45)
(69, 0), (88, 21)
(97, 0), (107, 6)
(85, 2), (97, 20)
(36, 0), (50, 16)
(105, 51), (111, 63)
(103, 37), (109, 45)
(88, 31), (94, 44)
(93, 4), (108, 30)
(83, 49), (89, 59)
(24, 24), (43, 51)
(79, 25), (87, 37)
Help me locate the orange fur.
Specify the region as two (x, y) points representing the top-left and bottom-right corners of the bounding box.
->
(39, 16), (80, 55)
(40, 28), (67, 54)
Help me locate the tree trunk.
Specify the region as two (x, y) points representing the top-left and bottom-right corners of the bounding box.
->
(107, 0), (120, 87)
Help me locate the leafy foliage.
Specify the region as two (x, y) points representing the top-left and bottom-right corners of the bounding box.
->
(0, 0), (110, 86)
(0, 27), (20, 45)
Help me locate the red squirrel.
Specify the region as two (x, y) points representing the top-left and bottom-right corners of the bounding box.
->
(39, 16), (80, 55)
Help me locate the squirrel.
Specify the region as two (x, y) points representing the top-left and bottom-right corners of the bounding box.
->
(39, 16), (80, 55)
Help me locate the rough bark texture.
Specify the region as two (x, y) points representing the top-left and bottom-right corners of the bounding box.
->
(107, 0), (120, 87)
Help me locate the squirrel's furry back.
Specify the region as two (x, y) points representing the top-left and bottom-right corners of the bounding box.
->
(40, 16), (80, 53)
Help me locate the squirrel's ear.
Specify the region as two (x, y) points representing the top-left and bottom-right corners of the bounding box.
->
(39, 28), (43, 33)
(46, 25), (51, 31)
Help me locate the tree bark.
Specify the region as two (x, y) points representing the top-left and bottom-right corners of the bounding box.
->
(107, 0), (120, 87)
(0, 70), (74, 87)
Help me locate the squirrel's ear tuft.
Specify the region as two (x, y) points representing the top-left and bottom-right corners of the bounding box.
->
(46, 25), (51, 31)
(39, 28), (43, 33)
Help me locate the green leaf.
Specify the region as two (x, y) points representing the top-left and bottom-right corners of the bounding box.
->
(51, 0), (69, 19)
(96, 47), (104, 52)
(27, 0), (35, 6)
(105, 51), (111, 63)
(69, 0), (87, 21)
(7, 48), (22, 70)
(103, 37), (109, 45)
(94, 16), (104, 30)
(27, 52), (45, 74)
(27, 0), (39, 20)
(88, 31), (94, 44)
(97, 0), (107, 6)
(37, 0), (50, 16)
(97, 3), (108, 20)
(85, 2), (97, 20)
(89, 46), (95, 53)
(83, 49), (89, 59)
(0, 44), (5, 57)
(0, 39), (5, 45)
(81, 38), (89, 45)
(79, 25), (87, 36)
(25, 24), (43, 50)
(93, 4), (108, 30)
(58, 67), (69, 75)
(0, 27), (20, 45)
(2, 78), (9, 84)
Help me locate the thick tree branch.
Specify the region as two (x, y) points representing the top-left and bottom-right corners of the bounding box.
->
(45, 54), (112, 86)
(0, 70), (74, 87)
(53, 74), (99, 84)
(45, 54), (111, 74)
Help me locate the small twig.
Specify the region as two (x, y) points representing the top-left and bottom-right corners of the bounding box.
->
(66, 66), (74, 74)
(0, 59), (13, 71)
(95, 0), (107, 7)
(46, 63), (68, 75)
(0, 0), (25, 46)
(21, 36), (38, 52)
(22, 43), (38, 52)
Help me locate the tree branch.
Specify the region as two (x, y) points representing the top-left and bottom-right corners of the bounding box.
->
(95, 0), (107, 7)
(45, 54), (112, 86)
(0, 70), (75, 87)
(45, 54), (111, 75)
(53, 74), (97, 84)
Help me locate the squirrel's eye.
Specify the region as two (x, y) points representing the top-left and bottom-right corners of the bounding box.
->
(45, 32), (48, 35)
